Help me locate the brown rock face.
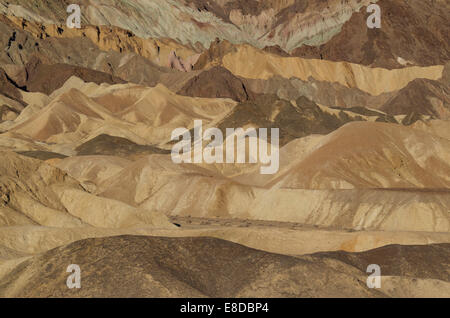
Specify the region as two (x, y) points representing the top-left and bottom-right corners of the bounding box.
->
(314, 243), (450, 282)
(178, 66), (252, 102)
(262, 45), (290, 57)
(0, 67), (24, 104)
(380, 78), (450, 120)
(75, 134), (170, 159)
(1, 235), (448, 297)
(291, 0), (450, 68)
(217, 95), (365, 146)
(24, 56), (126, 95)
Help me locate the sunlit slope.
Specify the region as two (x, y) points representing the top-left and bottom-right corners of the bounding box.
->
(222, 45), (444, 95)
(4, 79), (236, 146)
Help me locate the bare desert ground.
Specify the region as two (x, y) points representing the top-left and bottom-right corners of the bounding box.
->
(0, 0), (448, 298)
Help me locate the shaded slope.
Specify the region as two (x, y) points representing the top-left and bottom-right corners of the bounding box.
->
(0, 93), (24, 123)
(379, 78), (450, 120)
(177, 66), (253, 102)
(216, 95), (366, 146)
(24, 56), (126, 95)
(0, 67), (24, 105)
(1, 235), (448, 297)
(313, 243), (450, 282)
(75, 134), (170, 158)
(0, 235), (381, 297)
(16, 150), (68, 161)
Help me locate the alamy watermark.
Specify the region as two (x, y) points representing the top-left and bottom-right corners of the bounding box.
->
(366, 264), (381, 289)
(66, 264), (81, 289)
(367, 4), (381, 29)
(66, 4), (81, 29)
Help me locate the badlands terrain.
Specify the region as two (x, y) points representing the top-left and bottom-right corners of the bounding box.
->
(0, 0), (449, 298)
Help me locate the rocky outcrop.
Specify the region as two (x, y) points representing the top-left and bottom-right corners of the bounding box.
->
(379, 78), (450, 120)
(75, 134), (170, 159)
(178, 66), (253, 102)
